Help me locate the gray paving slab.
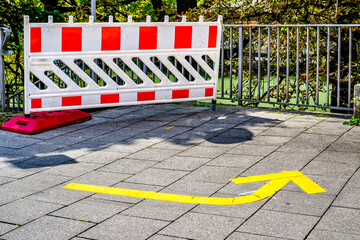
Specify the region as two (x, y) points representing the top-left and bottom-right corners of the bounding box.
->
(227, 232), (287, 240)
(0, 176), (14, 185)
(51, 198), (132, 223)
(0, 199), (62, 225)
(97, 158), (157, 174)
(160, 179), (224, 197)
(205, 153), (263, 168)
(237, 210), (320, 239)
(302, 160), (357, 178)
(127, 148), (181, 161)
(75, 150), (129, 164)
(311, 150), (360, 168)
(262, 191), (335, 216)
(121, 199), (194, 221)
(0, 163), (49, 178)
(178, 146), (229, 158)
(314, 207), (360, 235)
(41, 162), (102, 177)
(79, 214), (169, 240)
(125, 168), (189, 186)
(306, 229), (360, 240)
(2, 215), (94, 240)
(327, 140), (360, 152)
(280, 133), (338, 151)
(148, 234), (188, 240)
(68, 171), (131, 186)
(332, 185), (360, 209)
(0, 222), (17, 236)
(257, 126), (304, 137)
(182, 165), (245, 183)
(154, 156), (211, 171)
(0, 135), (41, 148)
(150, 139), (197, 151)
(159, 212), (245, 240)
(228, 144), (278, 156)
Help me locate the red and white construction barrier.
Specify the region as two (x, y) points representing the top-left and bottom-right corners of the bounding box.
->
(24, 15), (223, 114)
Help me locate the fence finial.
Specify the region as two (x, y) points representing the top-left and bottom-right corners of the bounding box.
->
(199, 16), (204, 23)
(48, 16), (53, 24)
(109, 16), (113, 23)
(146, 16), (151, 23)
(89, 16), (94, 23)
(128, 16), (133, 23)
(164, 15), (169, 23)
(182, 16), (186, 23)
(69, 16), (73, 24)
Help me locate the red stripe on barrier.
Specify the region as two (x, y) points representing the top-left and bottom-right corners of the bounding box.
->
(208, 26), (218, 48)
(30, 28), (41, 53)
(174, 26), (192, 49)
(62, 96), (82, 106)
(138, 92), (155, 101)
(172, 89), (189, 99)
(139, 27), (157, 50)
(101, 94), (119, 104)
(205, 88), (214, 97)
(101, 27), (121, 51)
(31, 99), (42, 109)
(62, 27), (82, 52)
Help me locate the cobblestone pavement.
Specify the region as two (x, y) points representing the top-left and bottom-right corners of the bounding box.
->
(0, 103), (359, 240)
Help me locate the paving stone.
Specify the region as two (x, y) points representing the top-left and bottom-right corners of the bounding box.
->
(69, 171), (131, 186)
(0, 155), (32, 167)
(154, 156), (210, 171)
(237, 210), (319, 239)
(198, 139), (243, 148)
(0, 163), (49, 178)
(51, 198), (131, 223)
(171, 131), (217, 141)
(315, 207), (360, 235)
(121, 199), (194, 221)
(41, 162), (102, 177)
(242, 160), (307, 176)
(26, 186), (93, 205)
(262, 191), (335, 216)
(148, 234), (188, 240)
(327, 140), (360, 152)
(75, 151), (129, 164)
(260, 127), (305, 137)
(127, 148), (181, 161)
(305, 126), (350, 135)
(191, 199), (264, 219)
(0, 185), (35, 206)
(302, 161), (357, 178)
(0, 136), (41, 149)
(151, 139), (197, 151)
(228, 144), (278, 156)
(311, 150), (360, 168)
(218, 181), (267, 196)
(0, 222), (17, 235)
(0, 176), (14, 185)
(22, 154), (76, 167)
(79, 214), (169, 240)
(216, 128), (255, 140)
(192, 123), (236, 133)
(227, 232), (284, 240)
(306, 229), (360, 240)
(97, 158), (157, 174)
(161, 179), (224, 197)
(178, 146), (229, 158)
(146, 126), (192, 136)
(333, 185), (360, 209)
(125, 168), (189, 186)
(2, 215), (94, 240)
(276, 120), (319, 129)
(91, 182), (163, 204)
(0, 199), (62, 225)
(105, 140), (157, 153)
(206, 154), (263, 168)
(147, 113), (187, 122)
(246, 136), (293, 146)
(159, 212), (244, 240)
(182, 166), (244, 183)
(281, 133), (338, 151)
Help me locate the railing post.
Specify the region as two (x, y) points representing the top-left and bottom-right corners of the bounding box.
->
(0, 27), (10, 112)
(354, 84), (360, 118)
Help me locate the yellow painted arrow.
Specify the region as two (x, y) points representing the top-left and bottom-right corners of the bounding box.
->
(62, 171), (326, 205)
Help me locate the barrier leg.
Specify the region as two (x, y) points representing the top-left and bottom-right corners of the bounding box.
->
(25, 114), (31, 118)
(211, 99), (216, 111)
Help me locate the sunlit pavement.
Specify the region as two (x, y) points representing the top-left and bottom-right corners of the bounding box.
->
(0, 103), (359, 240)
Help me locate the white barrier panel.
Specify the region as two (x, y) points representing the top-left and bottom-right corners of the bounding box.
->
(24, 15), (222, 114)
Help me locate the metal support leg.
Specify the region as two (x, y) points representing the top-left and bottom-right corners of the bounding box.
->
(25, 114), (31, 118)
(354, 84), (360, 118)
(211, 99), (216, 111)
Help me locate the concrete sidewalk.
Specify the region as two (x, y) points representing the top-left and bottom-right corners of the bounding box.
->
(0, 103), (359, 240)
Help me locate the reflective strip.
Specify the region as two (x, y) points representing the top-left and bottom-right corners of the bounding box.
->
(120, 92), (137, 103)
(172, 89), (189, 99)
(31, 98), (42, 109)
(101, 94), (119, 104)
(30, 28), (41, 53)
(205, 88), (214, 97)
(102, 27), (121, 51)
(62, 27), (82, 52)
(155, 90), (172, 100)
(83, 95), (100, 105)
(42, 97), (61, 109)
(208, 26), (218, 48)
(175, 26), (192, 49)
(139, 27), (157, 50)
(138, 91), (155, 101)
(62, 96), (82, 106)
(189, 88), (205, 98)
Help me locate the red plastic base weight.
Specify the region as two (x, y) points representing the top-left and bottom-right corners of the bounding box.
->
(1, 110), (92, 135)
